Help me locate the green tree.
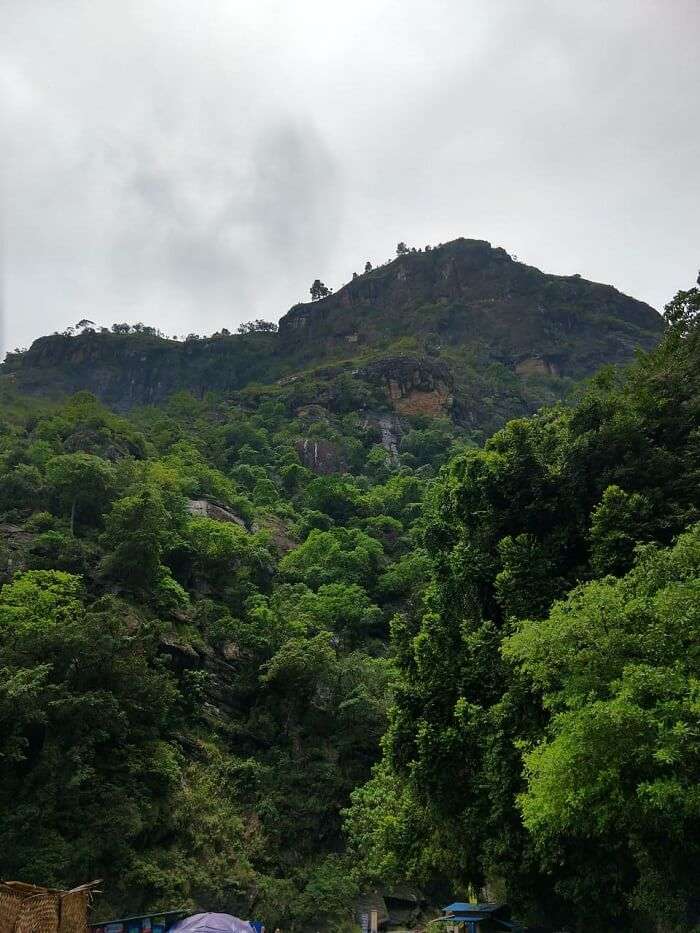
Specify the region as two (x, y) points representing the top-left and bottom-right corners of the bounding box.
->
(101, 487), (173, 592)
(662, 273), (699, 336)
(589, 484), (652, 576)
(304, 475), (363, 523)
(279, 527), (383, 590)
(185, 516), (271, 606)
(0, 464), (44, 515)
(297, 582), (384, 648)
(364, 445), (392, 481)
(349, 293), (699, 925)
(310, 279), (331, 301)
(504, 526), (700, 930)
(237, 319), (278, 334)
(252, 477), (280, 506)
(0, 571), (180, 895)
(45, 452), (116, 535)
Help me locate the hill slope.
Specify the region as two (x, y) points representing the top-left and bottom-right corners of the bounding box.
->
(2, 238), (663, 435)
(0, 253), (693, 932)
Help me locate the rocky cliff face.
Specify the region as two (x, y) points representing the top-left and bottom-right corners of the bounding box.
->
(357, 357), (453, 416)
(1, 238), (664, 431)
(278, 238), (662, 378)
(2, 330), (283, 409)
(294, 437), (347, 474)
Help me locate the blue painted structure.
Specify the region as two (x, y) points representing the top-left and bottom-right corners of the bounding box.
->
(438, 902), (522, 933)
(89, 912), (188, 932)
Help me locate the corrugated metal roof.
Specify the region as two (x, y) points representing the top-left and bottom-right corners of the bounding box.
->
(444, 902), (502, 914)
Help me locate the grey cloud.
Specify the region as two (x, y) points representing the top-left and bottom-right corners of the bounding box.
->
(1, 0), (699, 353)
(106, 119), (340, 326)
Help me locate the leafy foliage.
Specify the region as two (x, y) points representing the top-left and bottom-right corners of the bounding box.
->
(0, 376), (447, 928)
(346, 283), (700, 931)
(504, 526), (700, 924)
(0, 277), (694, 931)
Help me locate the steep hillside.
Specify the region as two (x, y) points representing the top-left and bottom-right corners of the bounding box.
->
(2, 238), (663, 436)
(0, 263), (693, 931)
(347, 282), (700, 932)
(281, 238), (660, 374)
(2, 329), (283, 410)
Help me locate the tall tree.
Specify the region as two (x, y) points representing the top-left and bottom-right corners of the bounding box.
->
(504, 525), (700, 930)
(45, 453), (116, 535)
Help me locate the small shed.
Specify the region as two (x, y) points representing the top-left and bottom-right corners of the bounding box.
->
(383, 889), (423, 929)
(356, 889), (424, 931)
(356, 892), (388, 932)
(437, 902), (522, 933)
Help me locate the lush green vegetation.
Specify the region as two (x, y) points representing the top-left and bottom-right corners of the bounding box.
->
(346, 282), (700, 931)
(0, 280), (695, 931)
(0, 370), (465, 930)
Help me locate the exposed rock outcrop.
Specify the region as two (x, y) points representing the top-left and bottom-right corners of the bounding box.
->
(2, 331), (282, 411)
(357, 356), (453, 417)
(514, 355), (560, 377)
(376, 413), (401, 462)
(159, 634), (243, 721)
(278, 238), (662, 380)
(0, 524), (35, 583)
(187, 498), (249, 529)
(295, 438), (346, 474)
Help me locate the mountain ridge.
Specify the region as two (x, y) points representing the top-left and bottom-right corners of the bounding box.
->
(1, 237), (663, 434)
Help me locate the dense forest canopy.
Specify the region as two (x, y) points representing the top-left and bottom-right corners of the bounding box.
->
(0, 277), (697, 932)
(346, 280), (700, 932)
(0, 362), (453, 930)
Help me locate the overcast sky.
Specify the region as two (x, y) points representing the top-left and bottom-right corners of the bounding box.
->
(1, 0), (699, 354)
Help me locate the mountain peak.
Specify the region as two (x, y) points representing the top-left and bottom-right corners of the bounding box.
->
(278, 237), (660, 370)
(2, 237), (663, 434)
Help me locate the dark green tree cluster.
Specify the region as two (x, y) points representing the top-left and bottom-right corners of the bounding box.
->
(346, 282), (700, 931)
(0, 371), (463, 930)
(310, 280), (331, 301)
(0, 280), (693, 931)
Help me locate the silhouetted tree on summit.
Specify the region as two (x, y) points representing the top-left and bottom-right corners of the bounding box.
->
(310, 279), (331, 301)
(237, 320), (278, 334)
